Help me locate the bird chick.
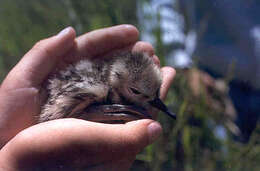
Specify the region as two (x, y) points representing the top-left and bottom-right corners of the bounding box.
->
(39, 52), (176, 123)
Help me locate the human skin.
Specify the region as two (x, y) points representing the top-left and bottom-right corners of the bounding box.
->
(0, 25), (176, 170)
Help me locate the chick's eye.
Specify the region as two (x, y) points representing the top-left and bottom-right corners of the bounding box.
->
(130, 87), (141, 95)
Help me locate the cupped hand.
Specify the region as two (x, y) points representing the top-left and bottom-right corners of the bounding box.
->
(0, 118), (163, 170)
(0, 25), (175, 170)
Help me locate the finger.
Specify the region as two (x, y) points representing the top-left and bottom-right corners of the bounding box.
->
(109, 41), (160, 66)
(160, 66), (176, 100)
(1, 27), (76, 90)
(0, 119), (162, 169)
(152, 55), (160, 67)
(65, 25), (139, 63)
(131, 41), (155, 56)
(131, 41), (160, 66)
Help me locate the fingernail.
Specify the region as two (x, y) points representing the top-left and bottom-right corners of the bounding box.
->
(57, 27), (72, 37)
(123, 24), (136, 30)
(147, 121), (162, 144)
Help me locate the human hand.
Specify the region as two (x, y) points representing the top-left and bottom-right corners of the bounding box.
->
(0, 25), (175, 170)
(0, 118), (164, 170)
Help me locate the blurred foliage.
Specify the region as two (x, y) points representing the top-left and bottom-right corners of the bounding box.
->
(0, 0), (137, 80)
(134, 68), (260, 171)
(0, 0), (259, 170)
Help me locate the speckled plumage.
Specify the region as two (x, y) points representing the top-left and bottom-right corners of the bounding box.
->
(39, 52), (162, 123)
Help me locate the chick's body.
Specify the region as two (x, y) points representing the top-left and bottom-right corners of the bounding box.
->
(39, 52), (162, 123)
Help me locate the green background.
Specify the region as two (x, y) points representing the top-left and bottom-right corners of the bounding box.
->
(0, 0), (259, 170)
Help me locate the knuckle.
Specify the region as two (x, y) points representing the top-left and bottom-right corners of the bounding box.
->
(32, 39), (53, 57)
(124, 133), (148, 154)
(103, 30), (114, 40)
(137, 41), (153, 49)
(33, 39), (46, 49)
(133, 41), (155, 56)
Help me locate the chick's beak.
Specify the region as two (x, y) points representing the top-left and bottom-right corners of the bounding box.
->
(149, 98), (176, 119)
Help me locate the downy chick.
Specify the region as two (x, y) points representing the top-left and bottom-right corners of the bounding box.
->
(39, 52), (176, 123)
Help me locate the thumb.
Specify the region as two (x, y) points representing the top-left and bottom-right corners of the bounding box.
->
(124, 119), (163, 149)
(2, 27), (76, 90)
(0, 119), (162, 169)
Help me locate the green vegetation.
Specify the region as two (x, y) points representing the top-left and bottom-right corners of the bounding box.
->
(134, 68), (260, 170)
(0, 0), (259, 170)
